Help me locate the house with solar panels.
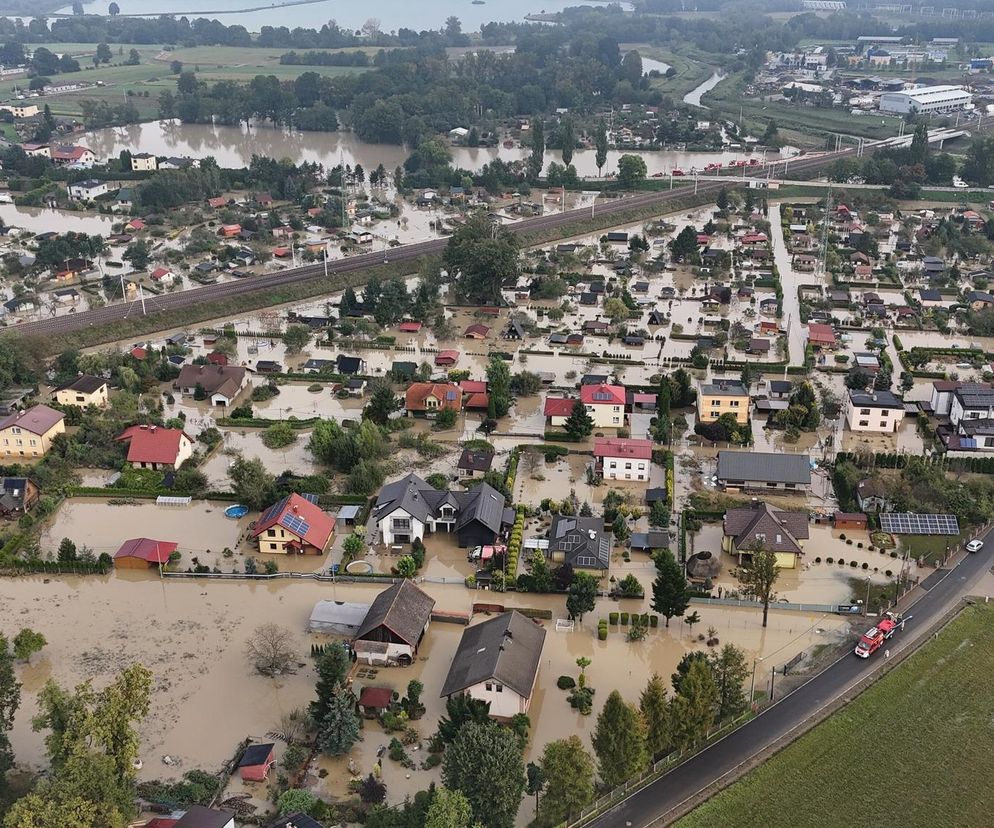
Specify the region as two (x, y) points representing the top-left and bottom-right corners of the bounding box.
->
(251, 493), (336, 555)
(579, 383), (626, 428)
(373, 472), (510, 548)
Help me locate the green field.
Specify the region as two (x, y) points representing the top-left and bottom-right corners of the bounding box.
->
(677, 602), (994, 828)
(621, 43), (715, 100)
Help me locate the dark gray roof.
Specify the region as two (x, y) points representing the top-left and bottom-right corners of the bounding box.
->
(458, 449), (494, 472)
(630, 530), (670, 550)
(375, 473), (505, 534)
(175, 806), (236, 828)
(440, 611), (546, 699)
(355, 580), (435, 647)
(454, 483), (506, 534)
(57, 374), (105, 394)
(701, 380), (748, 396)
(849, 390), (903, 408)
(336, 355), (363, 374)
(769, 380), (792, 394)
(955, 387), (994, 408)
(549, 515), (611, 569)
(238, 743), (275, 768)
(717, 451), (811, 486)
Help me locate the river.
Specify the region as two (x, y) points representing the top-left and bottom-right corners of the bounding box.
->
(81, 120), (771, 176)
(684, 70), (724, 108)
(55, 0), (630, 32)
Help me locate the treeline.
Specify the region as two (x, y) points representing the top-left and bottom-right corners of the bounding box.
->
(279, 50), (373, 67)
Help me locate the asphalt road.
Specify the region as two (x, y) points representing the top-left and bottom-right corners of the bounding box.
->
(588, 532), (994, 828)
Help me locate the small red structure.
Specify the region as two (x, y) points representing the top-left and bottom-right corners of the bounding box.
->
(273, 246), (291, 258)
(399, 321), (423, 333)
(435, 350), (459, 366)
(113, 537), (178, 569)
(238, 743), (276, 782)
(207, 352), (229, 367)
(130, 346), (147, 360)
(358, 686), (394, 718)
(807, 323), (837, 350)
(464, 323), (490, 339)
(834, 511), (867, 530)
(207, 196), (227, 208)
(544, 397), (576, 419)
(219, 224), (242, 238)
(126, 218), (146, 231)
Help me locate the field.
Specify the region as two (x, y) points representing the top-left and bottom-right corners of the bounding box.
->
(622, 43), (715, 99)
(676, 602), (994, 828)
(4, 43), (370, 119)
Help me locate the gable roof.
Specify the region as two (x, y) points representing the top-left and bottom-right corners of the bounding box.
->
(548, 514), (611, 569)
(175, 806), (235, 828)
(404, 382), (461, 412)
(717, 451), (811, 486)
(251, 493), (335, 550)
(458, 449), (494, 472)
(593, 437), (653, 460)
(355, 580), (436, 647)
(544, 397), (576, 417)
(336, 355), (364, 374)
(374, 472), (505, 534)
(116, 425), (188, 465)
(114, 537), (178, 563)
(175, 364), (246, 399)
(238, 743), (275, 768)
(0, 404), (64, 436)
(580, 383), (625, 406)
(56, 374), (106, 394)
(440, 611), (546, 699)
(724, 503), (809, 554)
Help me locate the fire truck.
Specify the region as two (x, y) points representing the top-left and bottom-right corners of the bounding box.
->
(854, 612), (909, 658)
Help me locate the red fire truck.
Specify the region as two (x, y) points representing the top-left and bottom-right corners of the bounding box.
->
(854, 612), (909, 658)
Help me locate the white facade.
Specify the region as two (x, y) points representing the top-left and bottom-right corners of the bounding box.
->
(463, 679), (531, 717)
(879, 85), (971, 114)
(846, 397), (905, 433)
(378, 508), (427, 545)
(950, 394), (994, 426)
(131, 153), (157, 171)
(68, 180), (108, 200)
(586, 402), (624, 428)
(601, 456), (650, 481)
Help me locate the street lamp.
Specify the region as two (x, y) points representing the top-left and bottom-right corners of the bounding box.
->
(749, 656), (764, 704)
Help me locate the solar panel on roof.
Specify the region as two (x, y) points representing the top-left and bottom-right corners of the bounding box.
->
(258, 498), (286, 526)
(879, 513), (959, 536)
(446, 391), (457, 400)
(593, 392), (612, 400)
(281, 513), (311, 537)
(301, 493), (319, 504)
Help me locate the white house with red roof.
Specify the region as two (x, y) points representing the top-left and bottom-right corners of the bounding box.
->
(150, 266), (175, 284)
(115, 425), (193, 470)
(579, 383), (626, 428)
(593, 437), (653, 481)
(544, 396), (576, 427)
(251, 492), (336, 555)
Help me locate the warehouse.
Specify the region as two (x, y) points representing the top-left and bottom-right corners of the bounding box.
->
(878, 85), (971, 115)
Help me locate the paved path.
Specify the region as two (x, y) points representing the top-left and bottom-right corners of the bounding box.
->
(587, 529), (994, 828)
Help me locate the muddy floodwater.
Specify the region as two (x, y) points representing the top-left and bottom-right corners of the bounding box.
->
(4, 573), (850, 821)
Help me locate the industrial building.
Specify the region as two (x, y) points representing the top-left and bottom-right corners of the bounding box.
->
(878, 85), (972, 115)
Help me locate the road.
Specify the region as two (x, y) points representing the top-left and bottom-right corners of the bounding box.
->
(585, 531), (994, 828)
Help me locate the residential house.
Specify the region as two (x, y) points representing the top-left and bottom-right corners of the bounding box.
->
(54, 374), (108, 408)
(807, 322), (837, 350)
(174, 364), (247, 407)
(0, 405), (66, 458)
(698, 381), (750, 425)
(629, 530), (670, 553)
(151, 266), (175, 284)
(918, 288), (944, 307)
(544, 396), (575, 427)
(358, 686), (394, 718)
(457, 448), (494, 478)
(353, 579), (435, 666)
(131, 152), (157, 172)
(54, 289), (81, 304)
(593, 437), (653, 482)
(113, 537), (178, 569)
(434, 350), (459, 366)
(405, 382), (462, 418)
(219, 223), (241, 238)
(336, 355), (366, 375)
(440, 611), (546, 719)
(928, 381), (991, 417)
(459, 379), (489, 412)
(67, 179), (107, 200)
(0, 477), (39, 519)
(748, 338), (771, 355)
(391, 361), (418, 381)
(723, 502), (809, 569)
(547, 514), (611, 571)
(464, 323), (490, 339)
(51, 145), (95, 167)
(856, 477), (891, 511)
(373, 472), (507, 548)
(116, 425), (193, 471)
(967, 290), (994, 311)
(716, 450), (811, 491)
(251, 493), (336, 555)
(768, 380), (792, 399)
(173, 806), (235, 828)
(238, 743), (276, 782)
(3, 296), (35, 315)
(846, 390), (905, 433)
(579, 383), (626, 428)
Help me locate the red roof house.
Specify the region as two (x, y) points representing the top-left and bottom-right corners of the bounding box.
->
(150, 266), (174, 282)
(130, 346), (147, 360)
(116, 425), (194, 470)
(207, 197), (227, 208)
(405, 382), (462, 416)
(807, 323), (837, 350)
(593, 437), (653, 460)
(544, 396), (576, 425)
(580, 383), (626, 428)
(126, 218), (146, 231)
(272, 246), (291, 258)
(358, 686), (394, 717)
(593, 437), (653, 479)
(113, 537), (178, 569)
(206, 352), (229, 366)
(237, 743), (276, 782)
(435, 350), (460, 366)
(252, 493), (336, 555)
(459, 380), (487, 395)
(398, 321), (423, 333)
(464, 323), (490, 339)
(219, 224), (242, 238)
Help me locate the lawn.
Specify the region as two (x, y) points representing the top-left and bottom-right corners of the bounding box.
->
(676, 602), (994, 828)
(621, 43), (716, 100)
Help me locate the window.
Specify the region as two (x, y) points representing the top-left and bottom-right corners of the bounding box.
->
(393, 518), (411, 530)
(859, 420), (869, 427)
(267, 528), (276, 537)
(859, 408), (870, 416)
(496, 684), (503, 693)
(625, 463), (632, 469)
(881, 410), (890, 416)
(711, 399), (721, 407)
(625, 473), (631, 480)
(269, 543), (277, 550)
(485, 682), (492, 691)
(730, 400), (739, 407)
(879, 422), (887, 429)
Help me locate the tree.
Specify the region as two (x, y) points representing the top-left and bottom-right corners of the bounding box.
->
(125, 49), (141, 66)
(529, 118), (545, 181)
(736, 546), (781, 627)
(487, 356), (512, 418)
(317, 687), (361, 755)
(558, 117), (576, 168)
(591, 690), (648, 788)
(58, 537), (78, 562)
(526, 762), (545, 812)
(708, 644), (749, 720)
(277, 788), (317, 815)
(443, 213), (519, 304)
(617, 154), (648, 190)
(310, 642), (350, 724)
(425, 787), (474, 828)
(437, 693), (491, 744)
(716, 187), (729, 212)
(122, 240), (151, 271)
(359, 772), (386, 805)
(442, 722), (525, 828)
(669, 658), (717, 751)
(396, 555), (417, 578)
(762, 119), (779, 147)
(603, 296), (630, 324)
(95, 43), (112, 64)
(668, 226), (699, 263)
(12, 629), (46, 663)
(595, 119), (609, 177)
(283, 324), (311, 354)
(364, 379), (399, 425)
(564, 399), (593, 440)
(640, 674), (670, 758)
(566, 571), (597, 622)
(651, 549), (690, 627)
(536, 736), (595, 827)
(0, 634), (19, 798)
(342, 531), (366, 559)
(108, 1), (120, 12)
(245, 623), (295, 676)
(228, 456), (277, 511)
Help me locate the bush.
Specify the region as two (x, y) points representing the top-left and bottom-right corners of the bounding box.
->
(598, 624), (607, 641)
(826, 557), (834, 564)
(609, 612), (619, 625)
(838, 558), (845, 566)
(649, 615), (658, 627)
(850, 561), (858, 568)
(862, 562), (869, 569)
(885, 569), (893, 577)
(814, 556), (821, 563)
(856, 542), (863, 549)
(890, 551), (898, 558)
(839, 533), (846, 540)
(846, 539), (853, 545)
(557, 675), (576, 690)
(620, 612), (629, 625)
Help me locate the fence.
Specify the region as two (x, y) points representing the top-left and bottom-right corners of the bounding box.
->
(690, 596), (842, 614)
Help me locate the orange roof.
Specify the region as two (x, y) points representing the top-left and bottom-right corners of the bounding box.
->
(252, 493), (335, 550)
(544, 397), (576, 417)
(580, 383), (626, 406)
(405, 382), (462, 412)
(116, 425), (188, 465)
(594, 437), (653, 460)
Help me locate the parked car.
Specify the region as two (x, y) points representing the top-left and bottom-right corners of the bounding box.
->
(966, 539), (984, 553)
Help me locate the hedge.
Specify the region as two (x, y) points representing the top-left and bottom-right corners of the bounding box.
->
(216, 416), (321, 429)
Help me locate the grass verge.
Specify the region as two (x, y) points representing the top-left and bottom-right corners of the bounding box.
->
(675, 601), (994, 828)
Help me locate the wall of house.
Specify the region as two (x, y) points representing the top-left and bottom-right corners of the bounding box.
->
(457, 522), (496, 549)
(355, 640), (414, 665)
(548, 414), (568, 428)
(55, 386), (108, 408)
(0, 421), (65, 458)
(846, 402), (905, 433)
(379, 509), (426, 544)
(699, 393), (750, 424)
(465, 680), (528, 718)
(114, 556), (155, 570)
(587, 403), (624, 428)
(602, 457), (650, 481)
(950, 396), (994, 427)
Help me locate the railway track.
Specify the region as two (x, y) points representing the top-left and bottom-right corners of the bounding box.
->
(12, 145), (858, 341)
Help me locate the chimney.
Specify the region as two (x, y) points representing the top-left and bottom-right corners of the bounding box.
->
(292, 504), (299, 513)
(150, 425), (157, 433)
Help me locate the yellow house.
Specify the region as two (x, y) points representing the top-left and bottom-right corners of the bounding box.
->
(723, 503), (808, 570)
(54, 375), (109, 408)
(1, 103), (39, 118)
(130, 152), (158, 172)
(0, 404), (66, 458)
(698, 381), (750, 425)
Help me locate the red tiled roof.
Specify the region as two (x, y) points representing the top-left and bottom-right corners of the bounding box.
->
(435, 350), (460, 365)
(145, 820), (179, 828)
(405, 382), (462, 412)
(398, 321), (422, 332)
(251, 492), (336, 550)
(580, 383), (626, 406)
(464, 324), (490, 338)
(114, 537), (177, 563)
(807, 323), (836, 344)
(464, 392), (489, 410)
(130, 347), (147, 360)
(127, 219), (145, 230)
(151, 267), (172, 279)
(116, 425), (188, 465)
(207, 197), (226, 208)
(544, 397), (576, 417)
(359, 686), (394, 709)
(0, 404), (64, 436)
(459, 380), (487, 394)
(593, 437), (653, 460)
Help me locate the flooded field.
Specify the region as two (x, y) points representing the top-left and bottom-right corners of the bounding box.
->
(4, 573), (851, 823)
(200, 429), (319, 488)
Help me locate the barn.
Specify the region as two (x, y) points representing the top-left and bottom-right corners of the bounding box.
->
(113, 537), (177, 569)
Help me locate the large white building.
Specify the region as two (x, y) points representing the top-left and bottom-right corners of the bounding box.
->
(878, 85), (971, 115)
(845, 390), (906, 433)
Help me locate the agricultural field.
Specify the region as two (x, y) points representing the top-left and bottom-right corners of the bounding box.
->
(676, 602), (994, 828)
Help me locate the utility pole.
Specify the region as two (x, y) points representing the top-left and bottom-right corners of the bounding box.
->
(139, 283), (147, 316)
